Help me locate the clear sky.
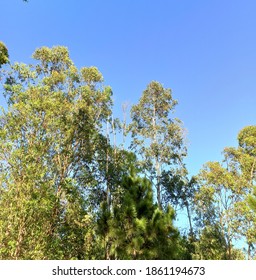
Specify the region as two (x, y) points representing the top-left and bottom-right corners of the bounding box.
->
(1, 0), (256, 176)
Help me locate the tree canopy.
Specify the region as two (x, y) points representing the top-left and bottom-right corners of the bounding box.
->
(0, 45), (255, 260)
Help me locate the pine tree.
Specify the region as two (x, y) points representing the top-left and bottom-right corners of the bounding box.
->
(97, 169), (182, 259)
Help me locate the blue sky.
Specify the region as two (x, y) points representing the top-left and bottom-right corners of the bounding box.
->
(1, 0), (256, 176)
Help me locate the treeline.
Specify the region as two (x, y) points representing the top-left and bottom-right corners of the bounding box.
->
(0, 43), (256, 260)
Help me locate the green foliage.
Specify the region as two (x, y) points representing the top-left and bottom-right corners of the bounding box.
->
(248, 188), (256, 212)
(0, 46), (112, 259)
(161, 168), (197, 237)
(238, 125), (256, 156)
(248, 183), (256, 246)
(194, 126), (256, 259)
(0, 42), (9, 67)
(193, 225), (235, 260)
(129, 81), (186, 208)
(97, 170), (182, 259)
(0, 46), (186, 260)
(1, 44), (256, 260)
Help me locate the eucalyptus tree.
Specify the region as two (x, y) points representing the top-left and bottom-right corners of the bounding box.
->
(248, 187), (256, 246)
(0, 46), (112, 259)
(194, 126), (256, 259)
(129, 81), (186, 209)
(194, 161), (242, 259)
(231, 125), (256, 259)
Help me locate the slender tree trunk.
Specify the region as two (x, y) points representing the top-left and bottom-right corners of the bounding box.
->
(247, 242), (252, 260)
(152, 101), (162, 209)
(250, 157), (256, 188)
(227, 240), (232, 260)
(185, 201), (194, 238)
(106, 118), (111, 210)
(122, 102), (128, 148)
(156, 160), (162, 209)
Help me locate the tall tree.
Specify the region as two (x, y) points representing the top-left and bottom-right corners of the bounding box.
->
(129, 81), (186, 209)
(194, 161), (241, 259)
(0, 46), (112, 259)
(194, 126), (256, 259)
